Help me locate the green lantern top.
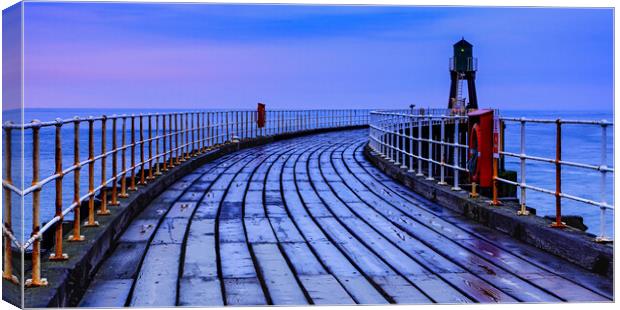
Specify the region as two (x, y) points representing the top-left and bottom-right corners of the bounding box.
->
(453, 38), (474, 72)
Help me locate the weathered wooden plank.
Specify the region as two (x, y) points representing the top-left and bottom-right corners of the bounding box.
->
(119, 219), (159, 243)
(219, 242), (257, 279)
(219, 201), (243, 220)
(178, 277), (223, 306)
(223, 278), (268, 306)
(95, 241), (147, 280)
(279, 242), (326, 276)
(245, 217), (278, 244)
(79, 279), (133, 307)
(270, 217), (305, 243)
(151, 218), (188, 245)
(252, 243), (308, 305)
(218, 219), (246, 243)
(298, 275), (356, 305)
(182, 234), (217, 279)
(130, 243), (182, 307)
(370, 275), (431, 304)
(166, 202), (198, 219)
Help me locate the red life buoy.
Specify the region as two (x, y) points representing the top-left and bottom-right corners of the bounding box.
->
(468, 123), (482, 182)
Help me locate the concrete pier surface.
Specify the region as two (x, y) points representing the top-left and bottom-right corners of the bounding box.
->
(77, 129), (612, 306)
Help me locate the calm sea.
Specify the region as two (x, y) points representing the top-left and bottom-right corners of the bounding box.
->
(2, 108), (614, 240)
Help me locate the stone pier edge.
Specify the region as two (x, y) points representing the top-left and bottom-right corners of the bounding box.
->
(363, 144), (613, 279)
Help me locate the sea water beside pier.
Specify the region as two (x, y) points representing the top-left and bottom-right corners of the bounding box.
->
(2, 108), (614, 241)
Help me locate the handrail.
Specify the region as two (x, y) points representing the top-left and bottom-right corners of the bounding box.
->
(368, 108), (469, 190)
(2, 108), (371, 287)
(368, 108), (614, 244)
(497, 117), (614, 242)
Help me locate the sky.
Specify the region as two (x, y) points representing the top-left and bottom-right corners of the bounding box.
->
(4, 2), (615, 111)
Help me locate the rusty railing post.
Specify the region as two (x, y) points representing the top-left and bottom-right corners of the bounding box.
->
(155, 114), (162, 175)
(98, 115), (111, 215)
(185, 112), (190, 160)
(50, 119), (69, 261)
(147, 114), (154, 180)
(2, 123), (18, 283)
(179, 113), (186, 162)
(551, 119), (565, 227)
(201, 112), (206, 151)
(129, 115), (137, 191)
(139, 114), (147, 184)
(517, 119), (529, 215)
(207, 112), (212, 148)
(162, 114), (168, 172)
(169, 113), (176, 167)
(491, 118), (501, 205)
(110, 116), (120, 205)
(84, 117), (100, 226)
(191, 112), (196, 156)
(119, 116), (129, 198)
(26, 119), (48, 287)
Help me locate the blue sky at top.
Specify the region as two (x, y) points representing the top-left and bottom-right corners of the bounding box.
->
(6, 2), (614, 110)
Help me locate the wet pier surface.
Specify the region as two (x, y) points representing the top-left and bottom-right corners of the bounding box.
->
(78, 129), (612, 306)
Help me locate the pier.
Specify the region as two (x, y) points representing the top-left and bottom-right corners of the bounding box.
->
(1, 108), (614, 307)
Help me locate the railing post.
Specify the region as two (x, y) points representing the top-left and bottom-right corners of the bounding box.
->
(119, 116), (129, 197)
(452, 118), (461, 190)
(147, 114), (154, 180)
(207, 112), (212, 148)
(596, 121), (611, 242)
(225, 111), (230, 142)
(50, 118), (69, 261)
(26, 120), (48, 287)
(190, 112), (196, 156)
(110, 116), (120, 205)
(71, 117), (86, 238)
(155, 114), (162, 175)
(235, 110), (239, 140)
(98, 115), (111, 215)
(138, 114), (147, 183)
(391, 114), (396, 162)
(2, 124), (18, 283)
(550, 119), (565, 227)
(400, 114), (407, 168)
(426, 115), (434, 180)
(162, 114), (168, 171)
(394, 114), (400, 165)
(129, 115), (137, 191)
(85, 117), (100, 226)
(416, 115), (423, 177)
(168, 113), (175, 168)
(201, 112), (206, 150)
(438, 116), (447, 185)
(185, 112), (191, 160)
(517, 119), (529, 215)
(408, 113), (414, 172)
(174, 113), (180, 163)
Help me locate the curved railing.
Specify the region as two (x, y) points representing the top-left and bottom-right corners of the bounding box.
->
(2, 109), (370, 287)
(368, 108), (614, 242)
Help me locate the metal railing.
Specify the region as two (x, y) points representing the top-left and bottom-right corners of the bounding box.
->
(368, 109), (470, 190)
(496, 117), (614, 242)
(368, 109), (614, 242)
(2, 109), (370, 287)
(449, 57), (478, 72)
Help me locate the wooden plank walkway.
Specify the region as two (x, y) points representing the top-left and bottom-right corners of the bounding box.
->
(78, 129), (612, 306)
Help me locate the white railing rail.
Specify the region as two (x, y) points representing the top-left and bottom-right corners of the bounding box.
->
(368, 109), (469, 190)
(2, 108), (371, 287)
(368, 109), (614, 243)
(497, 117), (614, 242)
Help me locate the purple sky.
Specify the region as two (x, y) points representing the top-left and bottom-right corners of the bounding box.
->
(8, 2), (615, 111)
